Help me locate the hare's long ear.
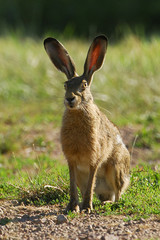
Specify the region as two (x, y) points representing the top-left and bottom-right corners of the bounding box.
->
(44, 38), (76, 80)
(83, 35), (108, 85)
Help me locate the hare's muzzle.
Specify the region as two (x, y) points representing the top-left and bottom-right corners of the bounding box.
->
(65, 96), (76, 108)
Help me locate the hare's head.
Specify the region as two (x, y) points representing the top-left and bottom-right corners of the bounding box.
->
(44, 35), (108, 109)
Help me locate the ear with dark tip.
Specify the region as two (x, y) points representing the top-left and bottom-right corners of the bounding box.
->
(44, 37), (76, 80)
(83, 35), (108, 85)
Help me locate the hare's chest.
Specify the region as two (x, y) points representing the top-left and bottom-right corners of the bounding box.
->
(61, 125), (93, 154)
(61, 120), (95, 158)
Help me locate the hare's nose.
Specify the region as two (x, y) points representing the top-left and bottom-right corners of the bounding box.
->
(66, 97), (75, 104)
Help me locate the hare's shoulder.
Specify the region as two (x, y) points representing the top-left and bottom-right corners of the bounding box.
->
(98, 109), (120, 136)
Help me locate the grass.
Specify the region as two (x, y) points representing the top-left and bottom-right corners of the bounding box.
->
(0, 157), (159, 220)
(0, 156), (69, 203)
(0, 33), (160, 219)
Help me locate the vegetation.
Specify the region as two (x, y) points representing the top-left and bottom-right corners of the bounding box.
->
(0, 34), (160, 220)
(0, 157), (160, 220)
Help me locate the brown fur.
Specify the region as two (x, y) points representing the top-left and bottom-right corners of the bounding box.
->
(44, 35), (130, 212)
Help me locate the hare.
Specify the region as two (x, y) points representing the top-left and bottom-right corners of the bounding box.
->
(44, 35), (130, 212)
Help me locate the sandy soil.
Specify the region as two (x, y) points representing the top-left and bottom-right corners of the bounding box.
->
(0, 200), (160, 240)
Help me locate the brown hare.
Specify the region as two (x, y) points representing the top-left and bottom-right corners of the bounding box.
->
(44, 35), (130, 212)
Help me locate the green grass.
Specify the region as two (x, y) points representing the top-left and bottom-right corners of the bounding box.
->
(0, 156), (159, 220)
(0, 33), (160, 219)
(0, 156), (69, 204)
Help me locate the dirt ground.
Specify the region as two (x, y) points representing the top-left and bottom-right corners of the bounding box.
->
(0, 200), (160, 240)
(0, 126), (160, 240)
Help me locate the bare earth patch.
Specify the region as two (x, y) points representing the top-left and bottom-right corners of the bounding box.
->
(120, 126), (160, 168)
(17, 124), (160, 168)
(0, 200), (160, 240)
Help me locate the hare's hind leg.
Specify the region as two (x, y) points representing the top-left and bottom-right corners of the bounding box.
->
(114, 150), (130, 201)
(108, 153), (130, 202)
(95, 173), (115, 202)
(66, 161), (80, 212)
(100, 154), (130, 202)
(115, 162), (130, 201)
(114, 166), (130, 201)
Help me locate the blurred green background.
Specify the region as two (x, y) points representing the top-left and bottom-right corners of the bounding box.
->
(0, 0), (160, 38)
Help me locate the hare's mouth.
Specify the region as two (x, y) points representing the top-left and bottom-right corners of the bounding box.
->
(64, 97), (79, 109)
(66, 103), (76, 109)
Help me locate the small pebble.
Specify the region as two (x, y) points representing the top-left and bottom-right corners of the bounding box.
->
(57, 214), (67, 224)
(140, 218), (146, 223)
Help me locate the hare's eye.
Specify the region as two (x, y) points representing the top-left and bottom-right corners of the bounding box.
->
(81, 81), (87, 90)
(64, 83), (67, 90)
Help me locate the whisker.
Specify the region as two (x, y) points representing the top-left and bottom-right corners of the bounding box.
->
(99, 106), (112, 116)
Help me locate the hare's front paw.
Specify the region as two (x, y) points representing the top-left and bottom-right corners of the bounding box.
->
(81, 201), (93, 213)
(66, 201), (80, 213)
